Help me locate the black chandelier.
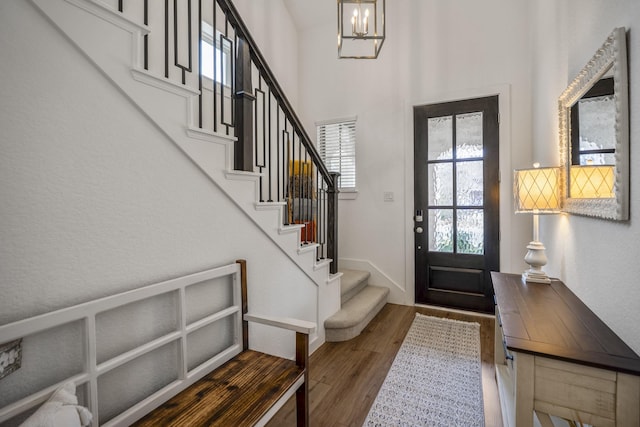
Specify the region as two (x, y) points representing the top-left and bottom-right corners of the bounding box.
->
(337, 0), (385, 59)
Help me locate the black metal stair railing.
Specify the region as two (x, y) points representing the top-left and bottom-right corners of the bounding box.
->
(116, 0), (339, 273)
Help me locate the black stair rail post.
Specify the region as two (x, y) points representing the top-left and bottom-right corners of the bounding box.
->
(234, 35), (255, 171)
(215, 0), (332, 179)
(327, 172), (340, 274)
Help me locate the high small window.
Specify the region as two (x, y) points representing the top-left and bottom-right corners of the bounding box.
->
(317, 118), (357, 193)
(200, 21), (231, 85)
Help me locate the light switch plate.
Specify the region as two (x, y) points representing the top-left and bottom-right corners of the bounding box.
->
(0, 339), (22, 380)
(383, 191), (394, 201)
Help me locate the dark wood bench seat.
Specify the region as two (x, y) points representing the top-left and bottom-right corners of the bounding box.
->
(133, 350), (304, 426)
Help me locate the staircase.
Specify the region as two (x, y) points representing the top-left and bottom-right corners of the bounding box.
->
(26, 0), (345, 351)
(28, 0), (390, 347)
(324, 269), (389, 342)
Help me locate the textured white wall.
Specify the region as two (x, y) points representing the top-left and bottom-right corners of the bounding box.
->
(293, 0), (533, 304)
(0, 0), (314, 408)
(532, 0), (640, 354)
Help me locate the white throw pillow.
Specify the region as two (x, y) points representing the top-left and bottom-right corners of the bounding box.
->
(20, 382), (92, 427)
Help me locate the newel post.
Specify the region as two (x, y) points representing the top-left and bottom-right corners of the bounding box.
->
(327, 172), (340, 274)
(234, 35), (254, 171)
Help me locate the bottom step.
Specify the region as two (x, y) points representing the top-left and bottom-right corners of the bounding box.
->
(324, 285), (389, 342)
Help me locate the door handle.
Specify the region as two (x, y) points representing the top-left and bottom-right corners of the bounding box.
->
(415, 226), (423, 234)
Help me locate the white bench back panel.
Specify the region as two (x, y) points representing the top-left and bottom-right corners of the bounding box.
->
(0, 261), (243, 426)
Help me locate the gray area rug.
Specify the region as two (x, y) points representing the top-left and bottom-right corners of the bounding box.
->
(363, 313), (484, 426)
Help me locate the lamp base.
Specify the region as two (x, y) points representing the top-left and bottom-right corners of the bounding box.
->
(522, 240), (551, 284)
(522, 269), (551, 284)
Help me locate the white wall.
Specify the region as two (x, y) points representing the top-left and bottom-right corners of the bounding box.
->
(294, 0), (533, 304)
(0, 0), (314, 406)
(532, 0), (640, 354)
(232, 0), (300, 108)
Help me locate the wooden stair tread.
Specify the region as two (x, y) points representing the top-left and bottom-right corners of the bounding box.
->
(134, 350), (304, 427)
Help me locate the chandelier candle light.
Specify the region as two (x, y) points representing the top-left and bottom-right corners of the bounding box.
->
(514, 164), (561, 284)
(352, 6), (369, 36)
(338, 0), (385, 59)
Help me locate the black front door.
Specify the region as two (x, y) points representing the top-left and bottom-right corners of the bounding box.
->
(414, 96), (499, 313)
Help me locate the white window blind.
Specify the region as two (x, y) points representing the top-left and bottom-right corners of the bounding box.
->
(317, 119), (357, 190)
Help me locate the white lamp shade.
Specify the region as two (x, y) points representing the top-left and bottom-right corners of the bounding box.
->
(514, 167), (561, 213)
(570, 165), (615, 198)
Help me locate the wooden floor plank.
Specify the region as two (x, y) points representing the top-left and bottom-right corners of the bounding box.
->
(267, 303), (503, 427)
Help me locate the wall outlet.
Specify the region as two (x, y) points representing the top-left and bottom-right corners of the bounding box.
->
(0, 339), (22, 380)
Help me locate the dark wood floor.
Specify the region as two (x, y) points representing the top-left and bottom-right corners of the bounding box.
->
(267, 303), (503, 427)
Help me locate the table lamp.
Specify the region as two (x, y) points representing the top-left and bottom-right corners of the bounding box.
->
(514, 164), (561, 284)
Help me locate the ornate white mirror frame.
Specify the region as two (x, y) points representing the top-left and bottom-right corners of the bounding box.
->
(558, 27), (629, 220)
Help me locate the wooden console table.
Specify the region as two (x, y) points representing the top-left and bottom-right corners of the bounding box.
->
(492, 272), (640, 427)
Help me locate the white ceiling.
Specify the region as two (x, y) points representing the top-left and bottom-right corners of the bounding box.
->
(283, 0), (335, 31)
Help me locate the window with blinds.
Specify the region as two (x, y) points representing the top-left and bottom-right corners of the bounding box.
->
(317, 118), (357, 190)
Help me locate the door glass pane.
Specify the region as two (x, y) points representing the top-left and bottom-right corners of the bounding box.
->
(428, 209), (453, 252)
(456, 160), (483, 206)
(428, 163), (453, 206)
(457, 209), (484, 254)
(456, 112), (483, 159)
(428, 116), (453, 160)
